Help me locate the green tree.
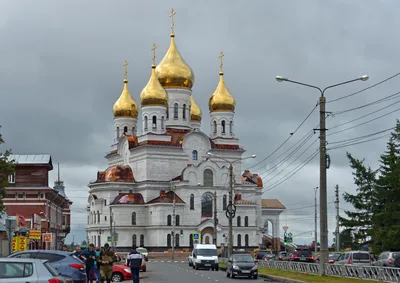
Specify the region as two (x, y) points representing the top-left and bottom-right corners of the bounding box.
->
(334, 229), (357, 250)
(0, 127), (15, 212)
(373, 120), (400, 253)
(339, 152), (378, 246)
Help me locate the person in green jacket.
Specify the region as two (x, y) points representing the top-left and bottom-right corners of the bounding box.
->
(98, 243), (117, 283)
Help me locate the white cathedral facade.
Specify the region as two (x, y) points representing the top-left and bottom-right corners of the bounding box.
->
(86, 16), (285, 251)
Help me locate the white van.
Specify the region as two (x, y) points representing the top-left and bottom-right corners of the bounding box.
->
(192, 244), (219, 271)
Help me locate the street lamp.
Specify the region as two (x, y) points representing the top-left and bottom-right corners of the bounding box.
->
(275, 74), (369, 275)
(207, 152), (256, 259)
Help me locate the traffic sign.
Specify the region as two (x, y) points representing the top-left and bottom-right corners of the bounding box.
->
(282, 226), (289, 232)
(192, 233), (200, 240)
(287, 235), (294, 244)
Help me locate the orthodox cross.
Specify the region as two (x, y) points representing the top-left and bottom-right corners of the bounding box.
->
(170, 8), (176, 34)
(219, 51), (224, 73)
(152, 43), (157, 65)
(123, 60), (128, 80)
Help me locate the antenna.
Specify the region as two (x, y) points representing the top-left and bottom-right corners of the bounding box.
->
(57, 163), (60, 182)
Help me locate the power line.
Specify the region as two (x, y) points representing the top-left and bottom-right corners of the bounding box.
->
(327, 72), (400, 103)
(328, 127), (395, 145)
(327, 134), (390, 151)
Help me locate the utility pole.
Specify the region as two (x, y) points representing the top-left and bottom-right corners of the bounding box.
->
(314, 187), (318, 253)
(171, 182), (176, 260)
(335, 185), (340, 252)
(214, 191), (217, 246)
(228, 164), (233, 259)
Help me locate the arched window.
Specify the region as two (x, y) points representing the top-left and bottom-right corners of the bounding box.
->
(190, 194), (194, 210)
(244, 216), (249, 227)
(176, 215), (180, 226)
(97, 211), (100, 223)
(124, 126), (128, 133)
(161, 116), (165, 129)
(140, 234), (144, 247)
(237, 234), (242, 247)
(152, 116), (157, 129)
(213, 121), (217, 134)
(131, 212), (136, 225)
(201, 192), (213, 218)
(132, 234), (137, 246)
(245, 234), (249, 247)
(167, 234), (171, 247)
(223, 195), (227, 210)
(230, 121), (233, 134)
(144, 116), (148, 130)
(174, 103), (179, 119)
(189, 234), (193, 248)
(192, 150), (198, 160)
(175, 233), (180, 247)
(204, 169), (213, 187)
(167, 215), (172, 226)
(182, 104), (186, 119)
(116, 127), (120, 138)
(166, 105), (169, 119)
(221, 120), (226, 134)
(132, 127), (135, 135)
(237, 216), (241, 227)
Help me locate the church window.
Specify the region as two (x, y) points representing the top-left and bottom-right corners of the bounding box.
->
(175, 233), (180, 247)
(223, 195), (227, 210)
(152, 116), (157, 129)
(131, 212), (136, 225)
(124, 126), (128, 133)
(140, 234), (144, 247)
(192, 150), (198, 160)
(203, 169), (214, 187)
(167, 234), (171, 247)
(161, 116), (165, 129)
(244, 216), (249, 227)
(166, 105), (169, 119)
(104, 216), (107, 221)
(174, 103), (179, 119)
(132, 127), (135, 135)
(221, 120), (226, 134)
(176, 215), (180, 226)
(87, 215), (89, 224)
(116, 127), (120, 139)
(132, 234), (137, 246)
(237, 216), (241, 227)
(230, 121), (233, 135)
(237, 234), (242, 247)
(213, 121), (217, 134)
(97, 211), (100, 223)
(182, 104), (186, 119)
(167, 215), (172, 226)
(189, 233), (193, 248)
(190, 194), (194, 210)
(144, 116), (148, 131)
(201, 192), (213, 218)
(245, 234), (249, 247)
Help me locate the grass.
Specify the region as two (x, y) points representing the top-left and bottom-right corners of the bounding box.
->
(218, 262), (364, 283)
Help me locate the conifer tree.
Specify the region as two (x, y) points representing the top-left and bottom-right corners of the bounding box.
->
(0, 127), (15, 212)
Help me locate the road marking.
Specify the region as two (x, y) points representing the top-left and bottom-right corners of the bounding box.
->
(215, 280), (219, 282)
(207, 277), (211, 279)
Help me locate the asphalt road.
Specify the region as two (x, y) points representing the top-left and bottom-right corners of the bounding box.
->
(123, 260), (277, 282)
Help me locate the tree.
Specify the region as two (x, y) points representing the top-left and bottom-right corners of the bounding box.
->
(0, 127), (15, 212)
(333, 229), (357, 250)
(373, 120), (400, 253)
(339, 152), (378, 246)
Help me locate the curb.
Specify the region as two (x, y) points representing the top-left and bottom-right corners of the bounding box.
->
(218, 267), (307, 283)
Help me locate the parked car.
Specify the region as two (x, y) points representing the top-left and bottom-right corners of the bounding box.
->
(0, 258), (74, 283)
(136, 247), (148, 261)
(372, 251), (399, 267)
(289, 248), (314, 263)
(277, 251), (288, 261)
(255, 250), (273, 261)
(328, 253), (343, 264)
(226, 253), (258, 279)
(115, 255), (146, 282)
(335, 251), (374, 266)
(8, 250), (87, 283)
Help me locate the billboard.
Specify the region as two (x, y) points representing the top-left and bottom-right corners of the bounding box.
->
(12, 236), (28, 253)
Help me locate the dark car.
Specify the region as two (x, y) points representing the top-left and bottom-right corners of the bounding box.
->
(255, 250), (273, 260)
(8, 250), (87, 283)
(226, 253), (258, 279)
(289, 248), (314, 263)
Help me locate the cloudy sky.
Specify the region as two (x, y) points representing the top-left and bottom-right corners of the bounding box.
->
(1, 0), (399, 245)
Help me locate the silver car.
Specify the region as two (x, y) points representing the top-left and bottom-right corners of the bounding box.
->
(0, 258), (73, 283)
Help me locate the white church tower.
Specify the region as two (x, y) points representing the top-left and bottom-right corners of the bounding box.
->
(112, 61), (139, 148)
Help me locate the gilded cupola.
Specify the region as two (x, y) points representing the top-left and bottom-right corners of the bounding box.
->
(140, 43), (169, 107)
(190, 95), (202, 123)
(155, 9), (195, 90)
(208, 51), (236, 112)
(113, 61), (139, 118)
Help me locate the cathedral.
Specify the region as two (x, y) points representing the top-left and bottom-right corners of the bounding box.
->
(86, 10), (285, 251)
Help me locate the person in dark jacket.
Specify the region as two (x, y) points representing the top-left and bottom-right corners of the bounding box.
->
(80, 243), (97, 283)
(98, 243), (117, 283)
(127, 245), (142, 283)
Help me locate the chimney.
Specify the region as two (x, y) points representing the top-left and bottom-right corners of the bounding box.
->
(160, 190), (166, 201)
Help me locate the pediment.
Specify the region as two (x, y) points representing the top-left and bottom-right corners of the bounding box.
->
(197, 218), (222, 232)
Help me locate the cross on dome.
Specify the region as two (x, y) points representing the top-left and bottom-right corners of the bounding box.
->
(152, 43), (157, 66)
(219, 51), (224, 74)
(170, 8), (176, 35)
(123, 60), (129, 81)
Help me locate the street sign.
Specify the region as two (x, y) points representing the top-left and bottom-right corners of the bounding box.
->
(192, 233), (200, 240)
(282, 226), (289, 232)
(287, 235), (294, 244)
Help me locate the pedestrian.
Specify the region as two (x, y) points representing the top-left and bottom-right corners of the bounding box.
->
(73, 245), (83, 259)
(127, 245), (142, 283)
(98, 243), (117, 283)
(62, 244), (69, 252)
(94, 246), (101, 283)
(80, 243), (97, 283)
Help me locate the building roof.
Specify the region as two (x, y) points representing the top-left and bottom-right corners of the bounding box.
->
(95, 165), (135, 183)
(147, 191), (185, 204)
(235, 199), (257, 205)
(9, 154), (53, 169)
(242, 170), (263, 188)
(111, 192), (145, 205)
(261, 199), (286, 209)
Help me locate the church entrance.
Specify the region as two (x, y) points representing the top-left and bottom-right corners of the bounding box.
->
(201, 227), (215, 244)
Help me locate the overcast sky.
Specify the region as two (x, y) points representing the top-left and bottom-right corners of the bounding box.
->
(1, 0), (399, 245)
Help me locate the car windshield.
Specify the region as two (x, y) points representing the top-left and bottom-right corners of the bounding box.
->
(233, 255), (254, 263)
(353, 253), (370, 260)
(196, 249), (217, 256)
(43, 261), (59, 276)
(137, 248), (147, 253)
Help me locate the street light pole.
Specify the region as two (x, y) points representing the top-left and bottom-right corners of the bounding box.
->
(275, 74), (369, 275)
(314, 187), (318, 254)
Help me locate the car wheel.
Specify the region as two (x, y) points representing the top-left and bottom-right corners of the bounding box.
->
(253, 275), (258, 279)
(215, 267), (219, 271)
(195, 263), (199, 270)
(111, 272), (123, 282)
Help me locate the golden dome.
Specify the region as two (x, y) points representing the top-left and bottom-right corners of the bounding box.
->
(140, 65), (168, 107)
(155, 35), (195, 90)
(190, 95), (202, 123)
(113, 79), (139, 118)
(208, 72), (236, 112)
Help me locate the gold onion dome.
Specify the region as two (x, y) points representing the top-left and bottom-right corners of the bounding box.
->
(190, 95), (202, 123)
(113, 61), (139, 118)
(140, 44), (169, 107)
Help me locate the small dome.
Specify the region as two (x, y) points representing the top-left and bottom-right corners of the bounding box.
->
(113, 79), (139, 118)
(140, 65), (168, 107)
(104, 165), (135, 182)
(190, 95), (202, 123)
(155, 35), (195, 90)
(117, 193), (144, 204)
(208, 72), (235, 112)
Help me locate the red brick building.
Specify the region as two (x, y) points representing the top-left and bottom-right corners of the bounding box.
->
(3, 154), (72, 250)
